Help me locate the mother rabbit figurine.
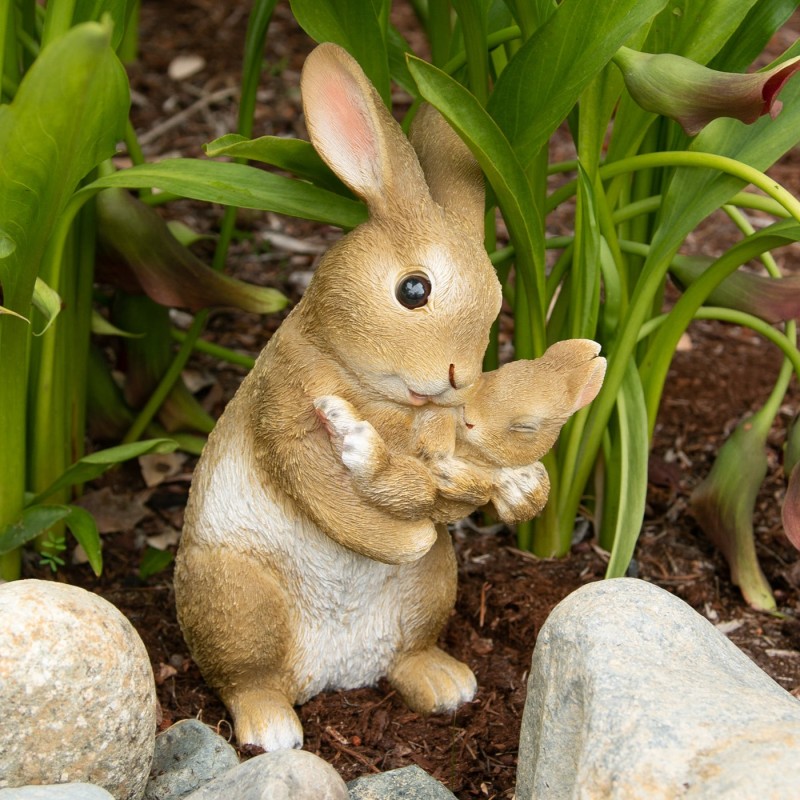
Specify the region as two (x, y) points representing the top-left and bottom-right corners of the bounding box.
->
(174, 42), (507, 752)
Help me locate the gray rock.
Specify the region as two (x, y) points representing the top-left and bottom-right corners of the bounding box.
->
(0, 580), (156, 800)
(145, 719), (239, 799)
(0, 785), (115, 800)
(517, 577), (800, 800)
(347, 765), (457, 798)
(185, 749), (347, 799)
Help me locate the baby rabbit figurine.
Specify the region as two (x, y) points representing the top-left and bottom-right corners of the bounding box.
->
(175, 42), (513, 752)
(315, 339), (607, 524)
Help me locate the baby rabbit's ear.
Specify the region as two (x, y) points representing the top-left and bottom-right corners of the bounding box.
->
(409, 104), (485, 240)
(569, 356), (606, 413)
(301, 43), (430, 217)
(542, 339), (606, 414)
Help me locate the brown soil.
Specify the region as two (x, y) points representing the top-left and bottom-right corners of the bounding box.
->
(20, 3), (800, 798)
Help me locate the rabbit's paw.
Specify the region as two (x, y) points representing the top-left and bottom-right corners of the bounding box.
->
(388, 646), (477, 714)
(432, 456), (493, 506)
(492, 462), (550, 524)
(227, 687), (304, 752)
(313, 395), (388, 480)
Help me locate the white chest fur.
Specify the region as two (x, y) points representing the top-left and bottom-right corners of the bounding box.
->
(186, 425), (422, 701)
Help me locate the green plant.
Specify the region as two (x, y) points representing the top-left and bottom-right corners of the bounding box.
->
(0, 0), (286, 579)
(7, 0), (799, 611)
(88, 0), (800, 609)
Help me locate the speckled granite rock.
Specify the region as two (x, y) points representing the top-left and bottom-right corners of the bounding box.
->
(145, 719), (239, 800)
(0, 580), (156, 800)
(347, 765), (457, 798)
(517, 578), (800, 799)
(185, 749), (347, 799)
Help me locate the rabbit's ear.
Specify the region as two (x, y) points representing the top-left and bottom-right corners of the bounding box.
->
(409, 104), (485, 239)
(567, 356), (606, 413)
(301, 43), (429, 216)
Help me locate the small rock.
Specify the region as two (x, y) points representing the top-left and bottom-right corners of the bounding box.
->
(185, 750), (347, 799)
(0, 785), (115, 800)
(347, 765), (457, 799)
(0, 580), (156, 800)
(168, 55), (206, 81)
(145, 719), (239, 800)
(517, 578), (800, 800)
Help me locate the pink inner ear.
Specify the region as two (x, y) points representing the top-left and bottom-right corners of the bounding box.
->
(573, 359), (606, 412)
(309, 69), (382, 197)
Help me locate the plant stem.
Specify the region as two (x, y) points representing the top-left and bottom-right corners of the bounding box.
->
(170, 328), (256, 369)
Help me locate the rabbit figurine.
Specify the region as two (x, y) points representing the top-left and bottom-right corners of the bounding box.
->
(174, 42), (507, 752)
(315, 338), (607, 524)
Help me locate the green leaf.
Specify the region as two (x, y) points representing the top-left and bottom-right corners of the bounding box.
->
(139, 546), (175, 580)
(571, 163), (602, 339)
(0, 505), (71, 556)
(691, 419), (776, 611)
(643, 0), (759, 62)
(73, 0), (137, 50)
(203, 134), (347, 194)
(710, 0), (799, 72)
(604, 360), (649, 578)
(0, 306), (29, 323)
(630, 47), (800, 245)
(486, 0), (670, 166)
(31, 438), (178, 506)
(0, 229), (16, 258)
(83, 159), (367, 230)
(90, 309), (142, 338)
(0, 21), (129, 310)
(166, 220), (213, 247)
(289, 0), (392, 105)
(31, 277), (62, 336)
(406, 56), (548, 348)
(97, 187), (289, 314)
(64, 505), (103, 576)
(239, 0), (279, 137)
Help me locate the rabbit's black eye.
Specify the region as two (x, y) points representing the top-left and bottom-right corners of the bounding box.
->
(396, 273), (431, 309)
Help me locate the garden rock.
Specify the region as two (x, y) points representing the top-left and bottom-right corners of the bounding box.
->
(517, 577), (800, 799)
(145, 719), (239, 800)
(0, 785), (115, 800)
(0, 580), (157, 800)
(347, 765), (457, 798)
(184, 749), (348, 799)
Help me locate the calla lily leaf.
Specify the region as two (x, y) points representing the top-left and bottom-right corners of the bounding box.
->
(614, 47), (800, 136)
(97, 187), (289, 314)
(0, 305), (29, 323)
(166, 220), (213, 247)
(91, 309), (142, 338)
(204, 134), (347, 195)
(690, 418), (776, 611)
(782, 462), (800, 552)
(30, 438), (178, 506)
(670, 253), (800, 324)
(31, 277), (62, 336)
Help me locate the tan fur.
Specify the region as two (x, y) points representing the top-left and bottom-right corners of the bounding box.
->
(175, 44), (504, 751)
(315, 339), (607, 524)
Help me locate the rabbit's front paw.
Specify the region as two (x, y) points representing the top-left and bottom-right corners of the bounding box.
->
(313, 395), (388, 480)
(389, 646), (476, 713)
(492, 462), (551, 524)
(432, 456), (493, 506)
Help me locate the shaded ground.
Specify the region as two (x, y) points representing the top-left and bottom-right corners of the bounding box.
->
(19, 3), (800, 798)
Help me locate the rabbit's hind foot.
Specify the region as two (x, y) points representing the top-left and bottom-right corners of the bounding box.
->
(388, 646), (477, 714)
(225, 686), (304, 752)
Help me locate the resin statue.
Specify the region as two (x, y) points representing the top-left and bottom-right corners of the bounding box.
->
(174, 42), (604, 752)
